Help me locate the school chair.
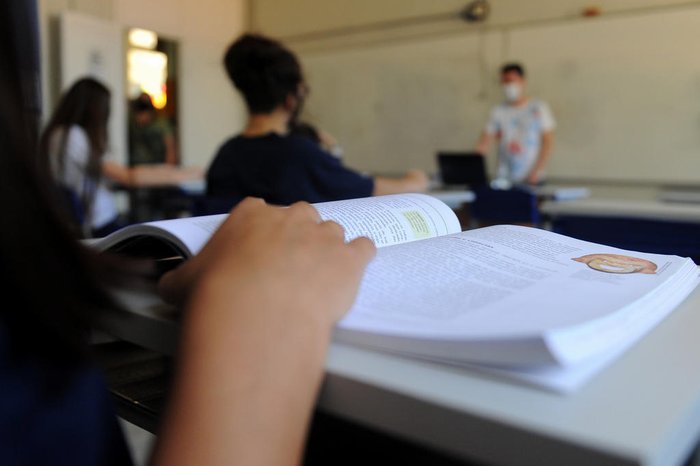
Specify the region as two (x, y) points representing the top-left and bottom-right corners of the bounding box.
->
(470, 186), (540, 228)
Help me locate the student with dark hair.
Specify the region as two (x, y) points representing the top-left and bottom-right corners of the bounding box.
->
(500, 62), (525, 78)
(206, 33), (428, 208)
(475, 62), (556, 186)
(40, 77), (201, 237)
(0, 8), (374, 465)
(129, 92), (178, 166)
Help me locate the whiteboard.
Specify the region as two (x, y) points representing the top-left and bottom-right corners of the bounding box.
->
(301, 5), (700, 184)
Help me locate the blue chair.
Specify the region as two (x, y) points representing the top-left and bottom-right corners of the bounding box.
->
(551, 215), (700, 264)
(470, 186), (540, 227)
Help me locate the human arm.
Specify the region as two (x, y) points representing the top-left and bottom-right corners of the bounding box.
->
(475, 131), (493, 156)
(151, 198), (375, 465)
(316, 129), (343, 158)
(372, 169), (430, 195)
(101, 160), (202, 188)
(475, 104), (502, 156)
(526, 130), (553, 185)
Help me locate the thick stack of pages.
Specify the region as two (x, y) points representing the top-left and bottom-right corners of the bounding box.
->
(93, 194), (699, 393)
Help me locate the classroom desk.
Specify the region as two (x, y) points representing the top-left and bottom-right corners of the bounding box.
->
(540, 198), (700, 223)
(427, 184), (590, 217)
(121, 178), (206, 223)
(659, 190), (700, 205)
(99, 283), (700, 466)
(428, 189), (475, 209)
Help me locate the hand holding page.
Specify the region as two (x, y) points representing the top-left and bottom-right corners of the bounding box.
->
(91, 193), (698, 393)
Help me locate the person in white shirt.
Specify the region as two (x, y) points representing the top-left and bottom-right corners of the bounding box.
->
(40, 77), (202, 238)
(475, 63), (556, 186)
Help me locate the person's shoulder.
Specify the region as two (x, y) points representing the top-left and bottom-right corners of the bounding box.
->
(286, 134), (338, 163)
(490, 102), (511, 115)
(286, 134), (325, 151)
(66, 125), (89, 142)
(529, 99), (555, 117)
(215, 134), (247, 153)
(153, 117), (173, 131)
(62, 125), (90, 153)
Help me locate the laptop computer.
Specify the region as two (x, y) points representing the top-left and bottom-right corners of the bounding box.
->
(436, 152), (488, 189)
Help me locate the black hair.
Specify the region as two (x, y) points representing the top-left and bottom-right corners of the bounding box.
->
(132, 92), (156, 113)
(223, 33), (303, 114)
(0, 5), (133, 372)
(501, 62), (525, 78)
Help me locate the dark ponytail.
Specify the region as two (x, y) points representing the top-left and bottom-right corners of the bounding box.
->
(223, 33), (303, 113)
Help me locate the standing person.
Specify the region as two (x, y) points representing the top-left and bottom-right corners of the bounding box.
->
(475, 63), (556, 186)
(0, 12), (375, 465)
(206, 33), (429, 209)
(128, 92), (178, 166)
(40, 78), (202, 237)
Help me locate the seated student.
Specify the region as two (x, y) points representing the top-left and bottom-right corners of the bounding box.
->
(206, 33), (429, 207)
(0, 18), (374, 465)
(40, 77), (202, 237)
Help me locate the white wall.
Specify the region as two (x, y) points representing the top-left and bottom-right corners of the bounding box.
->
(252, 0), (700, 185)
(39, 0), (247, 169)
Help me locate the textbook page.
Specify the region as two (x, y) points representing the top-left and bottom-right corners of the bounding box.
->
(336, 224), (697, 367)
(94, 193), (459, 256)
(314, 193), (461, 247)
(95, 214), (228, 257)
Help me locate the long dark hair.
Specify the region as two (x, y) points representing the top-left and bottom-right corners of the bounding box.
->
(38, 77), (111, 229)
(0, 13), (128, 368)
(223, 33), (304, 114)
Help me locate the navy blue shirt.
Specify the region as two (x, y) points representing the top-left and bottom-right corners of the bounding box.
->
(206, 133), (374, 206)
(0, 326), (133, 466)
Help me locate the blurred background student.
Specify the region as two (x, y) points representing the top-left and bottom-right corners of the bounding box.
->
(205, 33), (429, 210)
(475, 62), (555, 187)
(129, 92), (178, 166)
(40, 77), (202, 237)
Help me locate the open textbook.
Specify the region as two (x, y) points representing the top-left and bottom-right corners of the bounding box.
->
(92, 193), (699, 393)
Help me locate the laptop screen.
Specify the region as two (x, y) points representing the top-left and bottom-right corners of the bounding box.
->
(437, 152), (488, 187)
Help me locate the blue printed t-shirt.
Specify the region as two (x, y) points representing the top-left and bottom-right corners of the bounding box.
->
(206, 133), (374, 206)
(0, 325), (133, 466)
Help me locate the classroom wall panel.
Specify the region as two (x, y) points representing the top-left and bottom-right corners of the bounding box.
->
(302, 32), (503, 176)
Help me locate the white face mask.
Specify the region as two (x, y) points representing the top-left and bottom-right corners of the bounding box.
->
(502, 83), (522, 102)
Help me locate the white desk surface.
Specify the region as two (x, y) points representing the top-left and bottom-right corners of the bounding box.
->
(101, 283), (700, 466)
(428, 184), (590, 210)
(428, 189), (475, 208)
(659, 190), (700, 205)
(541, 198), (700, 223)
